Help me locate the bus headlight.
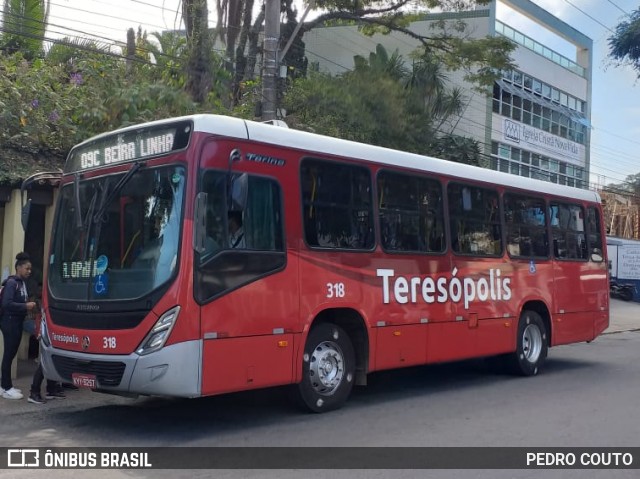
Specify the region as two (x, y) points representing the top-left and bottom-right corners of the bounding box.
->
(40, 311), (51, 348)
(136, 306), (180, 356)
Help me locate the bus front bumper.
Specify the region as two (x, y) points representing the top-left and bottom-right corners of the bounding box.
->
(39, 339), (203, 398)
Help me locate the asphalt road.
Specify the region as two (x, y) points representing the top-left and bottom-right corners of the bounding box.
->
(2, 301), (640, 479)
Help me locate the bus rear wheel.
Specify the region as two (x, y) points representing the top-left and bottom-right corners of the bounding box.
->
(295, 323), (355, 413)
(508, 310), (548, 376)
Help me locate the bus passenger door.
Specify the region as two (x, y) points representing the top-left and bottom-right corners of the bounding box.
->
(550, 202), (598, 344)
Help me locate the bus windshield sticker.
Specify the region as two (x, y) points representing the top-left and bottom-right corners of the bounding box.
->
(95, 255), (108, 274)
(94, 273), (108, 296)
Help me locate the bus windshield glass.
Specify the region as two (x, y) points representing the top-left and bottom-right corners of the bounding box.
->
(49, 165), (186, 301)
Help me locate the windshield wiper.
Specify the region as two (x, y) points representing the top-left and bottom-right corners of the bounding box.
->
(92, 161), (145, 224)
(74, 173), (83, 229)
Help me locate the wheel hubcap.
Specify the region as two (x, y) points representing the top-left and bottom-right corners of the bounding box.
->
(309, 341), (344, 396)
(522, 323), (542, 363)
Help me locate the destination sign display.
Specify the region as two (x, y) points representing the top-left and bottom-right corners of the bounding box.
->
(65, 120), (192, 173)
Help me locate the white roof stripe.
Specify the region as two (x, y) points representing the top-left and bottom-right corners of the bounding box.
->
(94, 114), (599, 204)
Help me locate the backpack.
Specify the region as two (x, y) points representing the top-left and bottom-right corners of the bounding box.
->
(0, 276), (13, 318)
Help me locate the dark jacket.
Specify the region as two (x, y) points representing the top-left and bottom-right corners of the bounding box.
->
(0, 275), (29, 322)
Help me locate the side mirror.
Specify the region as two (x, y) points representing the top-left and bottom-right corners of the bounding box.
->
(20, 170), (63, 232)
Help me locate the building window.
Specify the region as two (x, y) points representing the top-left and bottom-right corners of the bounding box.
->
(494, 75), (588, 145)
(490, 142), (587, 189)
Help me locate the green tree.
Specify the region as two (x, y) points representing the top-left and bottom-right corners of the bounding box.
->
(609, 9), (640, 77)
(353, 43), (409, 80)
(181, 0), (214, 103)
(282, 44), (483, 164)
(0, 45), (202, 157)
(144, 31), (189, 89)
(214, 0), (514, 109)
(607, 172), (640, 196)
(429, 134), (482, 166)
(0, 0), (50, 59)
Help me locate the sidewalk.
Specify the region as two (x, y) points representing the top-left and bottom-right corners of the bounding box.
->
(605, 298), (640, 334)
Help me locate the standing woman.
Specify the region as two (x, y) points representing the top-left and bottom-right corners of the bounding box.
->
(0, 252), (36, 400)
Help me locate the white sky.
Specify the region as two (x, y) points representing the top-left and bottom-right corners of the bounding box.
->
(24, 0), (640, 187)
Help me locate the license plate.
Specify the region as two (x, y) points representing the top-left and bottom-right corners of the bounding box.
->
(72, 373), (97, 389)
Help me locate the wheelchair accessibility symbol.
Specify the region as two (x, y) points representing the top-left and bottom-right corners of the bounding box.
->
(94, 273), (108, 295)
(93, 254), (109, 295)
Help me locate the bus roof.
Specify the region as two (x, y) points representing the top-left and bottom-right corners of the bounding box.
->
(194, 115), (599, 204)
(77, 114), (601, 204)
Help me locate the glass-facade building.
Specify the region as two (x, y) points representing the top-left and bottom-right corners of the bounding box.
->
(302, 0), (592, 188)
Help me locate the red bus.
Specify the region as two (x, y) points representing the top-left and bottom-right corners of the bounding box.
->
(37, 114), (609, 412)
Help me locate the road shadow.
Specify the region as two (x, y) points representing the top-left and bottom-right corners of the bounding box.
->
(42, 353), (598, 443)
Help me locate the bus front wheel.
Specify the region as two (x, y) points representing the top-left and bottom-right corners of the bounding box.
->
(508, 310), (548, 376)
(295, 323), (355, 413)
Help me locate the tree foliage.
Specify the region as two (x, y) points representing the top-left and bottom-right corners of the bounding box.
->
(607, 172), (640, 196)
(0, 46), (205, 158)
(608, 9), (640, 77)
(282, 44), (483, 164)
(214, 0), (514, 107)
(182, 0), (215, 102)
(0, 0), (50, 59)
(0, 0), (506, 182)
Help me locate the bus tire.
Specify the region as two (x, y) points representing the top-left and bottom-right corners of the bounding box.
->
(294, 323), (355, 413)
(508, 310), (548, 376)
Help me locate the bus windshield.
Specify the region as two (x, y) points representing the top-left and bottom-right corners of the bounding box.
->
(49, 164), (186, 301)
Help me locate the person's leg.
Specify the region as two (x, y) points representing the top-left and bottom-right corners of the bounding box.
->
(46, 380), (65, 399)
(28, 364), (46, 404)
(0, 321), (10, 391)
(1, 320), (22, 392)
(30, 364), (44, 394)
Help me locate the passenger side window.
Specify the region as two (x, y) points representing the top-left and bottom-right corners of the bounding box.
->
(195, 170), (285, 302)
(504, 194), (548, 258)
(587, 206), (604, 262)
(200, 171), (284, 256)
(301, 159), (374, 250)
(448, 183), (502, 256)
(550, 202), (587, 260)
(377, 170), (445, 253)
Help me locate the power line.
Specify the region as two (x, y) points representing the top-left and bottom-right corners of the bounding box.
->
(0, 8), (195, 65)
(46, 0), (174, 32)
(605, 0), (629, 16)
(4, 1), (639, 187)
(561, 0), (614, 33)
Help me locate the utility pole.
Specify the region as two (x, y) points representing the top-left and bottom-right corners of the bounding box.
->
(261, 0), (280, 121)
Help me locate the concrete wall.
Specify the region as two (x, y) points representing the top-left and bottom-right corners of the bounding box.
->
(1, 190), (26, 282)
